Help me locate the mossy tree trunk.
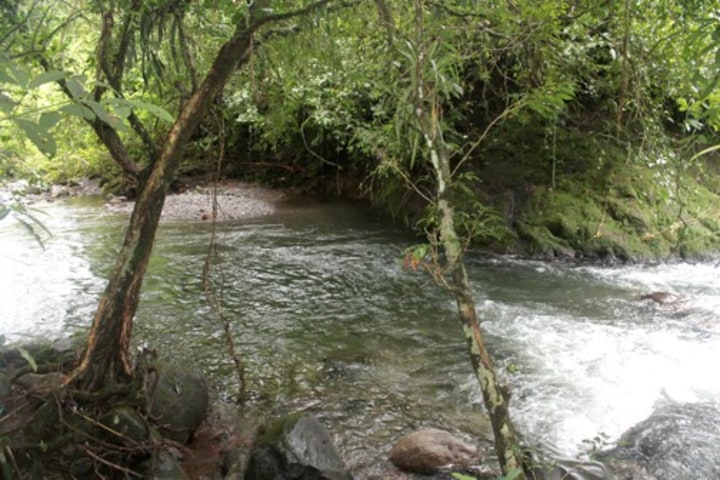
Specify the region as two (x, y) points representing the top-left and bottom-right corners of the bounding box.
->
(411, 1), (526, 476)
(67, 0), (336, 391)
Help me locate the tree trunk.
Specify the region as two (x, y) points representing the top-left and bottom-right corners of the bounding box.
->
(67, 26), (256, 390)
(411, 1), (526, 465)
(425, 132), (526, 477)
(67, 0), (339, 391)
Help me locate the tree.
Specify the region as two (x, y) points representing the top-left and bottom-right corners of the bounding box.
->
(2, 0), (348, 390)
(370, 0), (528, 476)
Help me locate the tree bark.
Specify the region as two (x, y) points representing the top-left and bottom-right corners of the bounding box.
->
(67, 0), (339, 391)
(411, 1), (525, 475)
(425, 130), (526, 477)
(67, 24), (256, 390)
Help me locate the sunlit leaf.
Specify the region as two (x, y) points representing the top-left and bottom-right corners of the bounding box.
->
(130, 100), (175, 123)
(65, 76), (86, 99)
(28, 70), (66, 89)
(39, 111), (61, 130)
(59, 102), (95, 120)
(17, 347), (38, 372)
(0, 92), (16, 114)
(15, 119), (56, 157)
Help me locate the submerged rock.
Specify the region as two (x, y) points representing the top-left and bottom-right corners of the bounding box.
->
(388, 428), (483, 474)
(639, 291), (680, 305)
(245, 413), (352, 480)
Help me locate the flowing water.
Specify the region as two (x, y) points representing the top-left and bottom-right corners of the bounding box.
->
(1, 196), (719, 478)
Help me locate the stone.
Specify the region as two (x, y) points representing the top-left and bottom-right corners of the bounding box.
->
(14, 372), (65, 395)
(245, 413), (352, 480)
(596, 401), (720, 480)
(389, 428), (483, 474)
(0, 371), (12, 397)
(640, 291), (679, 305)
(100, 406), (150, 444)
(148, 367), (209, 444)
(144, 451), (190, 480)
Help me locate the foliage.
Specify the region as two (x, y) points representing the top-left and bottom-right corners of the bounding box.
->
(0, 200), (51, 248)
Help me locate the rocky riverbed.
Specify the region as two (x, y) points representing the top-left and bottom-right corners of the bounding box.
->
(1, 177), (293, 222)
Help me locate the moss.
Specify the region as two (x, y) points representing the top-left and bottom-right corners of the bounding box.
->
(469, 125), (720, 261)
(255, 412), (305, 448)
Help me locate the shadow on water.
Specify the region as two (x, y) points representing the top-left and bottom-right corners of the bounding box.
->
(2, 197), (720, 478)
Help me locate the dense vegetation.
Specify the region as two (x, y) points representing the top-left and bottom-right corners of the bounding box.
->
(1, 1), (719, 478)
(2, 1), (719, 260)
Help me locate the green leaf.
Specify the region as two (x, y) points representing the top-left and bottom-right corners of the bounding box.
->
(83, 99), (117, 126)
(39, 111), (61, 130)
(0, 92), (15, 114)
(15, 119), (57, 157)
(17, 347), (38, 372)
(65, 76), (87, 99)
(131, 100), (174, 123)
(28, 70), (66, 89)
(59, 102), (95, 120)
(11, 65), (30, 88)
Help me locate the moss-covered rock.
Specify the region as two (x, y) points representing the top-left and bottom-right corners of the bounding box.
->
(148, 367), (209, 444)
(246, 413), (352, 480)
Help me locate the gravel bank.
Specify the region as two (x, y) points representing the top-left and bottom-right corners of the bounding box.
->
(107, 181), (289, 221)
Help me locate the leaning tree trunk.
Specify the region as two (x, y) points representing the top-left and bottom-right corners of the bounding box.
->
(67, 0), (337, 392)
(410, 0), (526, 466)
(66, 25), (257, 391)
(421, 117), (527, 477)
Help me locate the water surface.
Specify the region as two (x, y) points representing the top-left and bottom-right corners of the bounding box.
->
(1, 197), (718, 477)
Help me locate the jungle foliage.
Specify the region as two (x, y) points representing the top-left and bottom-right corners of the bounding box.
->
(2, 1), (719, 260)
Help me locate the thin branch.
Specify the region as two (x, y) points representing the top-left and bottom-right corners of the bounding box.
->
(451, 99), (525, 178)
(249, 0), (360, 33)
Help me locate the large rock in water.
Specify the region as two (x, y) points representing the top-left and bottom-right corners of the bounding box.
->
(389, 428), (483, 474)
(245, 413), (352, 480)
(596, 401), (720, 479)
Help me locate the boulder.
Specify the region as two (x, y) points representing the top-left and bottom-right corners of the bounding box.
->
(245, 413), (352, 480)
(148, 368), (209, 444)
(389, 428), (483, 474)
(596, 402), (720, 479)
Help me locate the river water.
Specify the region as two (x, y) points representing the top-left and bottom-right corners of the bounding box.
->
(1, 197), (719, 477)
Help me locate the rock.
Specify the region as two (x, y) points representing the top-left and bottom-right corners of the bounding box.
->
(14, 372), (65, 395)
(640, 291), (679, 305)
(526, 452), (609, 480)
(245, 413), (352, 480)
(389, 428), (483, 474)
(0, 371), (12, 397)
(149, 367), (209, 444)
(596, 401), (720, 480)
(0, 339), (79, 371)
(100, 406), (150, 444)
(50, 184), (70, 198)
(223, 446), (252, 480)
(144, 451), (190, 480)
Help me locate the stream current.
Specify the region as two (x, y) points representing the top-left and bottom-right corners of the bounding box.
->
(1, 196), (719, 478)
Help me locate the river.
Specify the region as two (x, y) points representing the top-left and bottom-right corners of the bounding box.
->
(1, 196), (719, 478)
